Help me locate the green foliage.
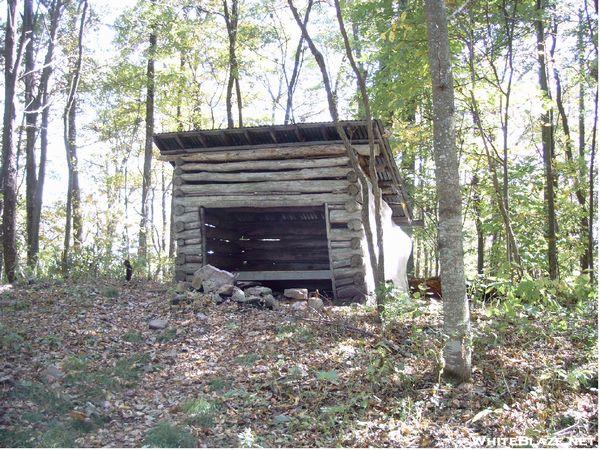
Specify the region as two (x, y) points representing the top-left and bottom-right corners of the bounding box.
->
(182, 397), (218, 427)
(144, 422), (197, 448)
(157, 328), (177, 343)
(0, 324), (25, 351)
(316, 370), (340, 384)
(123, 330), (143, 343)
(377, 283), (423, 327)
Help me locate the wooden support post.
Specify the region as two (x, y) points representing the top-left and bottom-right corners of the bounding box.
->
(325, 203), (337, 301)
(199, 206), (207, 266)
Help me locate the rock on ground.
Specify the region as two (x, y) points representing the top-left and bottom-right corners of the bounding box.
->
(231, 287), (246, 303)
(244, 286), (272, 296)
(307, 297), (324, 311)
(148, 318), (168, 330)
(191, 265), (235, 292)
(284, 288), (308, 300)
(217, 284), (235, 296)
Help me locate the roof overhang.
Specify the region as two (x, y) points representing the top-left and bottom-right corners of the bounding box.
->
(154, 120), (414, 225)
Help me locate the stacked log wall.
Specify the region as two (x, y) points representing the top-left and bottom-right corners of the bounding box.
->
(171, 143), (371, 302)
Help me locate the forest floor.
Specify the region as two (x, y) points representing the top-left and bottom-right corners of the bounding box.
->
(0, 280), (597, 447)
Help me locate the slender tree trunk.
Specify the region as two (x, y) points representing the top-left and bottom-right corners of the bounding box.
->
(288, 0), (382, 310)
(62, 0), (88, 274)
(224, 0), (242, 128)
(535, 0), (559, 279)
(284, 0), (313, 124)
(138, 21), (157, 267)
(471, 175), (485, 275)
(425, 0), (471, 381)
(589, 84), (598, 282)
(2, 0), (26, 282)
(333, 0), (386, 311)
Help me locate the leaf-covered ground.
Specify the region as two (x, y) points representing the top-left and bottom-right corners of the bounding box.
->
(0, 280), (597, 447)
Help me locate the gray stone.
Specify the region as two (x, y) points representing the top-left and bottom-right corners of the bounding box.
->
(196, 312), (208, 321)
(217, 284), (235, 296)
(307, 297), (324, 311)
(263, 294), (279, 310)
(149, 318), (168, 330)
(244, 286), (272, 296)
(231, 286), (246, 303)
(43, 365), (64, 382)
(191, 264), (235, 292)
(171, 293), (186, 305)
(284, 288), (308, 300)
(291, 301), (307, 311)
(273, 414), (292, 424)
(175, 281), (189, 293)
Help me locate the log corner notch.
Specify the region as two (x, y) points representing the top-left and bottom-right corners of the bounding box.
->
(155, 120), (416, 302)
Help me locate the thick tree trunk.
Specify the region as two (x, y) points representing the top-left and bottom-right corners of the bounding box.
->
(425, 0), (471, 381)
(535, 0), (559, 280)
(24, 0), (37, 268)
(2, 0), (25, 282)
(26, 0), (63, 268)
(138, 25), (157, 265)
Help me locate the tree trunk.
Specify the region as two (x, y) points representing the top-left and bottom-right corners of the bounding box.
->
(26, 0), (63, 268)
(224, 0), (242, 128)
(284, 0), (313, 124)
(24, 0), (37, 268)
(138, 21), (157, 266)
(535, 0), (559, 280)
(2, 0), (26, 282)
(471, 175), (485, 275)
(62, 0), (88, 274)
(333, 0), (386, 313)
(425, 0), (471, 381)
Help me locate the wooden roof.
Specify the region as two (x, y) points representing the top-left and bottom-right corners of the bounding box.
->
(154, 120), (414, 225)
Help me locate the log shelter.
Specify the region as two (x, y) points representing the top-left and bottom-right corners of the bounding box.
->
(154, 120), (414, 302)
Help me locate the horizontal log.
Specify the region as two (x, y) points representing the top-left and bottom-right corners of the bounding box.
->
(242, 227), (326, 238)
(175, 228), (201, 240)
(236, 239), (328, 250)
(176, 238), (201, 247)
(344, 200), (362, 212)
(173, 211), (199, 224)
(329, 209), (362, 223)
(175, 221), (200, 232)
(346, 170), (358, 183)
(329, 228), (363, 240)
(174, 193), (349, 208)
(331, 247), (363, 259)
(329, 240), (351, 249)
(177, 156), (350, 173)
(178, 244), (204, 254)
(347, 183), (360, 196)
(335, 274), (366, 287)
(176, 179), (349, 195)
(235, 270), (332, 281)
(173, 145), (347, 163)
(347, 219), (364, 231)
(333, 267), (365, 278)
(331, 255), (363, 269)
(177, 167), (351, 183)
(205, 239), (241, 253)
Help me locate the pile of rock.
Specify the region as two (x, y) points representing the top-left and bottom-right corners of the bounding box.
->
(173, 264), (324, 312)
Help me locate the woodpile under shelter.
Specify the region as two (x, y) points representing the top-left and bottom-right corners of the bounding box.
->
(154, 120), (414, 303)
